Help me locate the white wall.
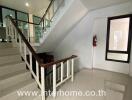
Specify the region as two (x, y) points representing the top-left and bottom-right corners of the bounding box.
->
(54, 1), (132, 75)
(38, 0), (88, 52)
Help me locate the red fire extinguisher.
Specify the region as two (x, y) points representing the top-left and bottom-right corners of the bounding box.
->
(93, 35), (97, 47)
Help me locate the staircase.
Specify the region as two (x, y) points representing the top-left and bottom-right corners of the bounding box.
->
(0, 15), (77, 100)
(0, 43), (41, 100)
(0, 0), (78, 99)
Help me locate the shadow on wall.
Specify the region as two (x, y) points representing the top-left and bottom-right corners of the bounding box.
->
(74, 58), (80, 72)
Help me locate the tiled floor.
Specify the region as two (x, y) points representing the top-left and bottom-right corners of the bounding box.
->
(47, 69), (132, 100)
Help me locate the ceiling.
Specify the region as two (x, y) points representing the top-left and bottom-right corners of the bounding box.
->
(0, 0), (130, 17)
(80, 0), (130, 11)
(0, 0), (50, 17)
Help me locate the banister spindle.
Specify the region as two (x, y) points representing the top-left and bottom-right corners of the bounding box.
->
(15, 29), (17, 43)
(6, 20), (8, 41)
(71, 59), (74, 82)
(36, 61), (39, 82)
(29, 51), (33, 71)
(53, 64), (57, 98)
(61, 62), (64, 82)
(11, 23), (13, 38)
(24, 43), (27, 61)
(41, 67), (45, 100)
(9, 23), (11, 39)
(67, 60), (70, 77)
(9, 22), (11, 37)
(19, 35), (22, 54)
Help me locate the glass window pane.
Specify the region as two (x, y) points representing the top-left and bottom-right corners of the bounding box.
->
(33, 16), (42, 43)
(107, 53), (128, 61)
(109, 18), (130, 51)
(17, 12), (29, 39)
(17, 12), (28, 21)
(33, 16), (41, 24)
(2, 8), (15, 27)
(17, 21), (29, 39)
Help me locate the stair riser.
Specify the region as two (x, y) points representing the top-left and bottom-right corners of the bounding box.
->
(0, 43), (13, 49)
(0, 48), (19, 56)
(34, 96), (41, 100)
(0, 63), (26, 77)
(0, 55), (22, 66)
(0, 72), (32, 91)
(0, 82), (37, 100)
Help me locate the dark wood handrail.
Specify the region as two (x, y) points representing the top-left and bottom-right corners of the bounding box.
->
(41, 55), (77, 68)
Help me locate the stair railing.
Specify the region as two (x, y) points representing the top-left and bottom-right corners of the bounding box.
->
(6, 16), (77, 100)
(11, 0), (65, 43)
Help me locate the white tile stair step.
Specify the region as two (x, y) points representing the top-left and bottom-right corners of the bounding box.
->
(0, 60), (23, 67)
(0, 47), (19, 56)
(0, 79), (36, 100)
(0, 70), (31, 91)
(0, 43), (13, 49)
(0, 62), (26, 77)
(34, 96), (41, 100)
(18, 88), (41, 100)
(0, 54), (22, 65)
(0, 69), (26, 81)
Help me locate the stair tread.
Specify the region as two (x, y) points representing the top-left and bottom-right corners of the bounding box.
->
(0, 47), (20, 57)
(0, 46), (17, 49)
(0, 52), (20, 57)
(0, 54), (22, 65)
(0, 47), (17, 50)
(0, 43), (13, 48)
(0, 53), (20, 57)
(18, 88), (41, 100)
(0, 54), (21, 59)
(0, 69), (28, 81)
(0, 61), (24, 68)
(0, 79), (35, 97)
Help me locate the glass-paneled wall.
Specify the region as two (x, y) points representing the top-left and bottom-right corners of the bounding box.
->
(2, 8), (15, 27)
(0, 6), (29, 27)
(33, 16), (41, 43)
(17, 11), (29, 40)
(0, 6), (29, 42)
